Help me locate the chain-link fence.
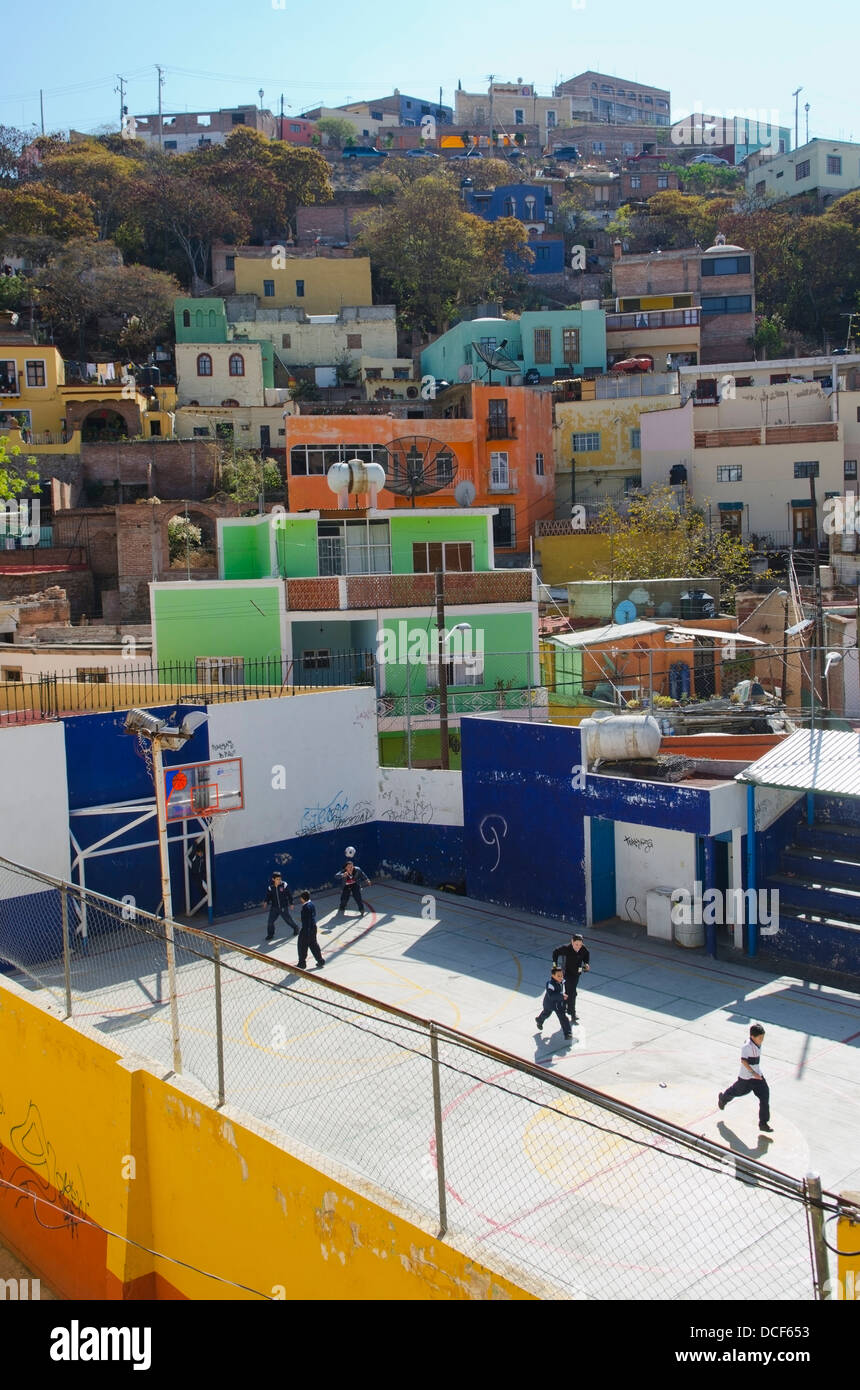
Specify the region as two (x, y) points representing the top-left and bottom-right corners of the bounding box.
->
(0, 854), (834, 1301)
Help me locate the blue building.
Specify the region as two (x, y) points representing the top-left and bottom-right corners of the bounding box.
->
(462, 182), (565, 277)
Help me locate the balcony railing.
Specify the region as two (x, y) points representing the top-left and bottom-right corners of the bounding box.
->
(486, 417), (518, 440)
(606, 309), (700, 331)
(488, 468), (518, 493)
(347, 570), (533, 608)
(694, 423), (839, 448)
(0, 382), (20, 397)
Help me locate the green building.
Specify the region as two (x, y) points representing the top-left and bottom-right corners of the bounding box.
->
(421, 308), (607, 386)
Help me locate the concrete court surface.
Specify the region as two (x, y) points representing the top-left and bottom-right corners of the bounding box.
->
(216, 878), (860, 1202)
(14, 878), (860, 1299)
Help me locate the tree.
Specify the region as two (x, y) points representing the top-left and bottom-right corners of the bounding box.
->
(663, 161), (743, 196)
(167, 515), (202, 564)
(34, 239), (179, 356)
(0, 433), (40, 501)
(315, 118), (357, 151)
(356, 174), (531, 330)
(38, 140), (140, 240)
(752, 312), (787, 359)
(643, 190), (729, 249)
(592, 487), (758, 611)
(0, 125), (38, 187)
(135, 172), (249, 284)
(0, 273), (28, 311)
(182, 129), (332, 242)
(459, 157), (513, 190)
(0, 185), (96, 260)
(219, 447), (282, 509)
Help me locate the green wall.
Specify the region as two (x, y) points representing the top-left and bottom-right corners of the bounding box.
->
(274, 517), (319, 578)
(377, 609), (534, 699)
(153, 583), (283, 671)
(174, 298), (229, 344)
(221, 519), (272, 580)
(389, 513), (491, 573)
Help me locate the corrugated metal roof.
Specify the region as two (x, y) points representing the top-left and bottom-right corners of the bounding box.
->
(667, 625), (765, 646)
(738, 729), (860, 798)
(547, 621), (664, 647)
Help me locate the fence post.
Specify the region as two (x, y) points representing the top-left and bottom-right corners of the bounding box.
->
(61, 884), (72, 1018)
(213, 941), (226, 1108)
(429, 1022), (448, 1238)
(804, 1171), (830, 1299)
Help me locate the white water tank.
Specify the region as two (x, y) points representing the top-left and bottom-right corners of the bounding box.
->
(580, 714), (662, 762)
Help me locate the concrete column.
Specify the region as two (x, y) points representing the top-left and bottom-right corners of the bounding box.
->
(702, 836), (717, 958)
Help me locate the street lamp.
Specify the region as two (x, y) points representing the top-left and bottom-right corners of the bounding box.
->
(824, 650), (843, 725)
(123, 707), (208, 1074)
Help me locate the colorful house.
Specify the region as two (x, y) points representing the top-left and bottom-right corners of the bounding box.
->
(233, 252), (373, 315)
(150, 505), (542, 766)
(283, 383), (555, 556)
(421, 310), (606, 387)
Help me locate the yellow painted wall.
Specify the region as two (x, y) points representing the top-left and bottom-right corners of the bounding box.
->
(836, 1194), (860, 1300)
(0, 978), (541, 1301)
(535, 531), (612, 584)
(553, 394), (678, 489)
(0, 345), (66, 434)
(234, 257), (373, 314)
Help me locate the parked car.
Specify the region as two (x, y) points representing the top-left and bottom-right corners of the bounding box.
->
(343, 146), (388, 159)
(610, 356), (654, 374)
(404, 148), (439, 158)
(690, 153), (730, 166)
(550, 146), (581, 161)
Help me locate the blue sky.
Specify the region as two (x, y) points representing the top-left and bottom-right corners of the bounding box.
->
(3, 0), (858, 146)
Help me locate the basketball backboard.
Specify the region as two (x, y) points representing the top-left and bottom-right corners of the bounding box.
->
(164, 758), (244, 821)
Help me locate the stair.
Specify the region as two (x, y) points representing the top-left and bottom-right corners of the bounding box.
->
(769, 818), (860, 933)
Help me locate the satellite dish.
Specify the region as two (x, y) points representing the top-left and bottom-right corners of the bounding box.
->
(454, 480), (476, 507)
(471, 339), (521, 381)
(386, 436), (459, 507)
(614, 599), (637, 624)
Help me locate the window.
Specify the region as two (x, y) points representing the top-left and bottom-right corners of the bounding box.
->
(630, 428), (641, 449)
(503, 196), (516, 217)
(524, 195), (536, 219)
(795, 159), (811, 180)
(547, 111), (557, 128)
(149, 420), (162, 437)
(630, 175), (641, 189)
(318, 518), (391, 575)
(412, 541), (473, 572)
(220, 398), (240, 407)
(492, 505), (516, 549)
(228, 353), (245, 377)
(193, 427), (210, 436)
(302, 650), (331, 671)
(25, 360), (46, 387)
(643, 96), (653, 105)
(291, 124), (301, 134)
(365, 367), (382, 381)
(76, 668), (109, 684)
(182, 309), (191, 327)
(282, 334), (291, 348)
(371, 110), (383, 121)
(562, 328), (580, 364)
(572, 431), (600, 452)
(657, 174), (669, 189)
(514, 108), (524, 125)
(163, 140), (178, 150)
(535, 452), (545, 476)
(231, 112), (245, 125)
(735, 377), (753, 387)
(225, 255), (236, 271)
(700, 295), (752, 315)
(295, 280), (305, 297)
(345, 333), (363, 350)
(435, 449), (454, 484)
(717, 465), (743, 482)
(426, 649), (484, 689)
(197, 657), (244, 685)
(845, 460), (858, 480)
(794, 461), (819, 478)
(622, 142), (634, 156)
(263, 279), (275, 297)
(1, 667), (22, 681)
(827, 155), (842, 175)
(701, 255), (751, 276)
(196, 353), (213, 376)
(489, 450), (510, 488)
(392, 367), (409, 380)
(591, 141), (605, 156)
(755, 180), (766, 196)
(0, 360), (17, 392)
(488, 399), (509, 438)
(533, 328), (552, 363)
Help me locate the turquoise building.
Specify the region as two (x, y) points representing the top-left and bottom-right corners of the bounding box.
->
(421, 308), (606, 386)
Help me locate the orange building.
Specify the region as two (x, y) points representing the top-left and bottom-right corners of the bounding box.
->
(283, 383), (555, 556)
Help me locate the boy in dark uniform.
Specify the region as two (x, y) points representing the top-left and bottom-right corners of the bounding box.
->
(552, 933), (590, 1023)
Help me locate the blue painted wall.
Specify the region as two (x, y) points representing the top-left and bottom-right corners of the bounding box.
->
(463, 184), (550, 222)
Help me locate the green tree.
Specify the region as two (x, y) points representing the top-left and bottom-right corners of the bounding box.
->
(0, 184), (97, 261)
(592, 487), (758, 612)
(663, 161), (743, 196)
(182, 128), (332, 242)
(0, 273), (29, 311)
(167, 515), (202, 564)
(752, 312), (787, 359)
(219, 448), (282, 509)
(0, 433), (40, 500)
(38, 140), (140, 240)
(34, 239), (179, 356)
(315, 118), (357, 151)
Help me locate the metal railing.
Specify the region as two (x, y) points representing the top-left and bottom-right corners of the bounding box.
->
(606, 309), (700, 331)
(0, 854), (834, 1301)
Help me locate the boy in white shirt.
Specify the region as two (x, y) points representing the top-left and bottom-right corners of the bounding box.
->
(718, 1024), (772, 1133)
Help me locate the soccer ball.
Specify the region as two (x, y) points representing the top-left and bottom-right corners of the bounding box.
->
(345, 845), (356, 859)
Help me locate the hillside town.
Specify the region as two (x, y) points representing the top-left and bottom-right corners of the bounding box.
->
(1, 48), (859, 1320)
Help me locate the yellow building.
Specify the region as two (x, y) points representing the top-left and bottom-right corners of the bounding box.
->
(553, 389), (680, 512)
(0, 339), (66, 439)
(233, 254), (373, 314)
(606, 294), (701, 373)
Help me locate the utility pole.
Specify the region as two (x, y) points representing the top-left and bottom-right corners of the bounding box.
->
(116, 75), (126, 133)
(804, 102), (810, 144)
(487, 73), (495, 152)
(39, 90), (45, 136)
(279, 93), (285, 139)
(793, 87), (803, 149)
(809, 473), (824, 725)
(156, 65), (165, 150)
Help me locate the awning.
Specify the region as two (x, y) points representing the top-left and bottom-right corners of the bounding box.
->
(667, 625), (765, 645)
(737, 729), (860, 798)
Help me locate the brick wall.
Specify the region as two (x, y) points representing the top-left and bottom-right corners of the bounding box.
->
(295, 204), (376, 244)
(0, 569), (94, 618)
(81, 440), (219, 501)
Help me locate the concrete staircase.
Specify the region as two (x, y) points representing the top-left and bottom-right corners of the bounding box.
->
(769, 818), (860, 933)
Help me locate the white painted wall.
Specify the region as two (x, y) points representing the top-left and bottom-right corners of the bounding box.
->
(753, 785), (803, 831)
(0, 723), (70, 884)
(377, 768), (463, 827)
(614, 819), (697, 925)
(0, 649), (152, 679)
(204, 687), (379, 852)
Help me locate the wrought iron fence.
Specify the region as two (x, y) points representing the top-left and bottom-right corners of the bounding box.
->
(0, 854), (835, 1301)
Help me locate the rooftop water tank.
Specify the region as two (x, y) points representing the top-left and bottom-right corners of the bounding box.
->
(580, 714), (661, 762)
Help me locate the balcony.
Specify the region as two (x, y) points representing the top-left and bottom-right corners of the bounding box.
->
(606, 309), (700, 331)
(694, 423), (839, 448)
(488, 468), (518, 494)
(285, 570), (534, 610)
(486, 417), (518, 441)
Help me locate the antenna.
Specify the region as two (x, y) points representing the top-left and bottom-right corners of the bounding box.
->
(454, 480), (476, 507)
(385, 436), (459, 508)
(471, 339), (520, 384)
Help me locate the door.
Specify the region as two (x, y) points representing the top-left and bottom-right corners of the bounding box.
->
(590, 818), (616, 921)
(260, 425), (271, 452)
(792, 506), (814, 546)
(488, 399), (509, 440)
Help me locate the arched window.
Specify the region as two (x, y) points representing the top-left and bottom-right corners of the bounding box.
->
(228, 353), (245, 377)
(503, 196), (516, 218)
(208, 309), (217, 326)
(195, 310), (204, 327)
(197, 353), (213, 377)
(182, 309), (191, 327)
(524, 195), (536, 219)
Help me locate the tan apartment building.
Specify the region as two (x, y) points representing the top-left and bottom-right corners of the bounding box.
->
(554, 72), (671, 127)
(605, 292), (701, 372)
(454, 82), (587, 146)
(132, 105), (278, 152)
(233, 252), (373, 314)
(612, 238), (755, 364)
(746, 137), (860, 206)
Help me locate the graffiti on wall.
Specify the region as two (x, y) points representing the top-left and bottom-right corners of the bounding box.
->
(479, 814), (508, 873)
(298, 790), (374, 837)
(1, 1101), (89, 1236)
